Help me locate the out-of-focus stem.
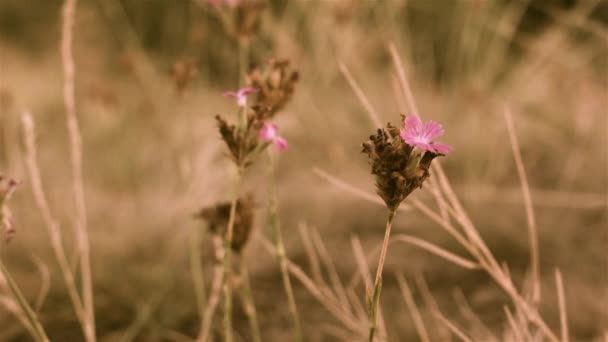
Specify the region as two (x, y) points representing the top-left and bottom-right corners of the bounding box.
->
(0, 259), (49, 342)
(268, 152), (303, 342)
(22, 112), (88, 340)
(368, 209), (396, 342)
(222, 168), (241, 342)
(190, 226), (206, 339)
(60, 0), (96, 340)
(238, 260), (262, 342)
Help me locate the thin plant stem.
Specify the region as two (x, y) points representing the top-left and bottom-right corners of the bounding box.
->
(0, 259), (49, 342)
(60, 0), (96, 340)
(21, 112), (88, 337)
(268, 151), (303, 342)
(368, 209), (396, 342)
(504, 107), (540, 304)
(199, 236), (224, 342)
(190, 226), (206, 339)
(222, 169), (242, 342)
(554, 269), (568, 342)
(238, 260), (262, 342)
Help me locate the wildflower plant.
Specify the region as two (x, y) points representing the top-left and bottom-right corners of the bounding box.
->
(213, 57), (299, 341)
(362, 114), (451, 341)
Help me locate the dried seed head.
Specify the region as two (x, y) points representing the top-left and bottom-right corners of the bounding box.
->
(0, 175), (18, 243)
(247, 59), (299, 117)
(362, 117), (444, 211)
(215, 113), (262, 168)
(233, 0), (265, 41)
(197, 194), (255, 253)
(170, 57), (199, 94)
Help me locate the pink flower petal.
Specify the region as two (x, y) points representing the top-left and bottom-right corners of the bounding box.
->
(237, 87), (256, 97)
(259, 122), (278, 141)
(223, 91), (237, 98)
(273, 136), (289, 151)
(431, 142), (453, 154)
(404, 115), (423, 136)
(423, 120), (445, 140)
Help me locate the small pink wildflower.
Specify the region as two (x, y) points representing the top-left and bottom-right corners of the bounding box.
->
(223, 87), (256, 107)
(400, 115), (453, 154)
(259, 122), (288, 151)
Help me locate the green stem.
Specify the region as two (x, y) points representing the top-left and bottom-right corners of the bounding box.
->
(238, 260), (262, 342)
(0, 258), (49, 342)
(368, 209), (396, 342)
(268, 152), (303, 342)
(222, 168), (242, 342)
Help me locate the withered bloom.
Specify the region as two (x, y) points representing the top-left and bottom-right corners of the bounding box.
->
(233, 0), (265, 41)
(0, 175), (17, 242)
(215, 105), (267, 168)
(362, 115), (449, 211)
(208, 0), (265, 42)
(170, 57), (199, 94)
(197, 195), (255, 253)
(247, 59), (299, 117)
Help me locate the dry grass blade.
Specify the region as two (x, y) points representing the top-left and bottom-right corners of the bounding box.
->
(504, 107), (541, 305)
(387, 42), (419, 115)
(435, 312), (474, 342)
(258, 236), (365, 337)
(414, 273), (451, 341)
(393, 235), (480, 270)
(21, 111), (87, 336)
(312, 167), (411, 211)
(452, 289), (496, 341)
(31, 257), (50, 312)
(555, 269), (569, 342)
(0, 295), (37, 339)
(337, 61), (383, 128)
(309, 226), (351, 313)
(349, 236), (373, 291)
(503, 305), (525, 342)
(348, 236), (387, 337)
(60, 0), (96, 339)
(297, 222), (325, 287)
(395, 273), (430, 342)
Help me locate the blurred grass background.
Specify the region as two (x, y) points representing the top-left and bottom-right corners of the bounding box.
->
(0, 0), (607, 340)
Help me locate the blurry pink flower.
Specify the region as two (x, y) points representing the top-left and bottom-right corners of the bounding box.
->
(223, 87), (256, 107)
(400, 115), (453, 154)
(259, 122), (288, 151)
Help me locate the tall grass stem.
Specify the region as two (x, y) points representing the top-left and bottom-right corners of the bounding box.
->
(268, 151), (303, 342)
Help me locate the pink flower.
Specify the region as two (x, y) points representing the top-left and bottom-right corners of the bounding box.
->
(259, 122), (288, 151)
(400, 115), (453, 154)
(223, 87), (256, 107)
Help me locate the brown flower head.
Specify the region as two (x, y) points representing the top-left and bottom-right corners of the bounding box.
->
(196, 194), (255, 253)
(0, 175), (17, 242)
(247, 59), (299, 117)
(362, 116), (444, 211)
(215, 104), (268, 168)
(233, 0), (265, 41)
(208, 0), (265, 42)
